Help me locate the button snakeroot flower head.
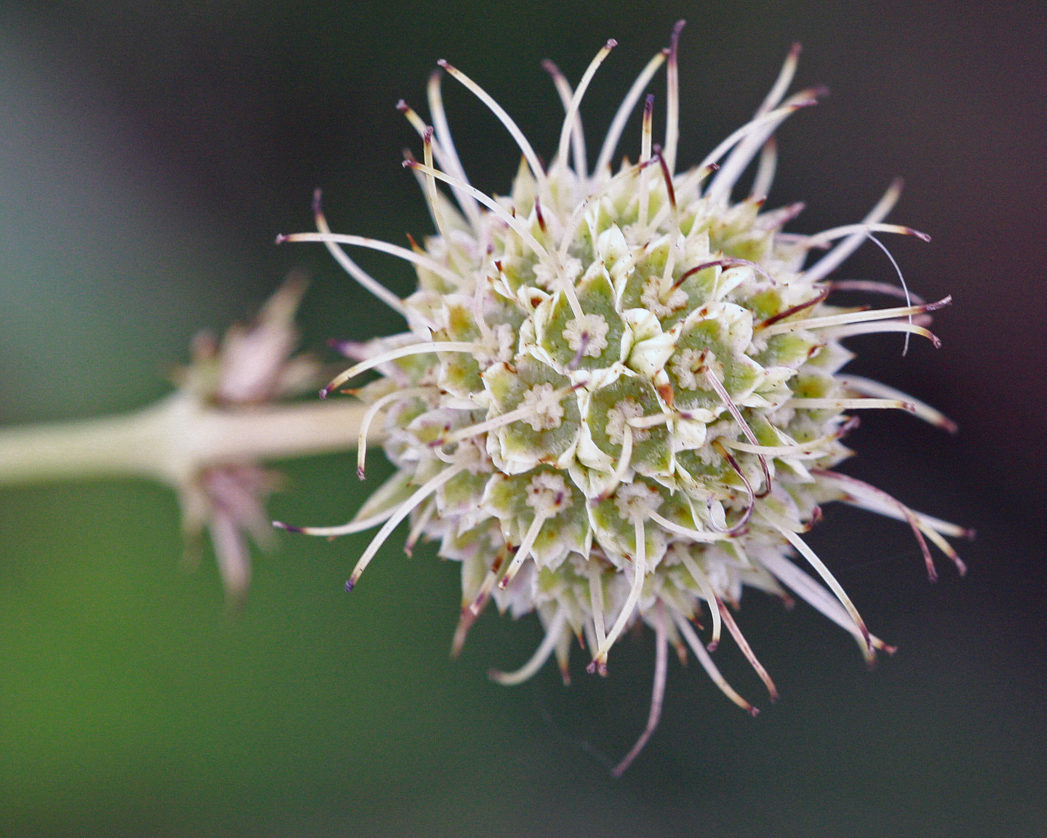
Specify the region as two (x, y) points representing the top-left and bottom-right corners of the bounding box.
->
(277, 22), (971, 775)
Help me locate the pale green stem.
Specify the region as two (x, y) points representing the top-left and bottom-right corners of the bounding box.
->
(0, 391), (369, 489)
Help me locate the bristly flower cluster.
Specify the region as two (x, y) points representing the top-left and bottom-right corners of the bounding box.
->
(277, 22), (970, 774)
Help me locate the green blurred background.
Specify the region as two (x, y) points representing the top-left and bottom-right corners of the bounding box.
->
(1, 2), (1044, 835)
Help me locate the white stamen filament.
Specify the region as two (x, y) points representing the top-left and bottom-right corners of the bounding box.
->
(760, 297), (950, 337)
(542, 59), (588, 180)
(278, 231), (464, 289)
(592, 518), (647, 667)
(677, 552), (723, 648)
(554, 40), (616, 177)
(588, 562), (608, 663)
(804, 178), (903, 283)
(648, 510), (721, 544)
(825, 321), (940, 346)
(838, 376), (956, 432)
(346, 458), (473, 590)
(419, 128), (451, 242)
(309, 193), (409, 317)
(673, 611), (756, 714)
(639, 95), (654, 230)
(757, 42), (802, 116)
(749, 138), (778, 199)
(706, 90), (821, 204)
(786, 397), (916, 414)
(760, 551), (893, 653)
(705, 370), (772, 496)
(437, 59), (547, 190)
(489, 607), (568, 686)
(777, 526), (873, 659)
(611, 599), (669, 777)
(497, 512), (549, 591)
(817, 469), (969, 575)
(403, 159), (551, 262)
(426, 72), (483, 228)
(356, 387), (430, 479)
(662, 20), (685, 174)
(322, 341), (477, 397)
(593, 49), (668, 175)
(718, 599), (779, 701)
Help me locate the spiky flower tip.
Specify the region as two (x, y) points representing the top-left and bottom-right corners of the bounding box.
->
(278, 22), (971, 774)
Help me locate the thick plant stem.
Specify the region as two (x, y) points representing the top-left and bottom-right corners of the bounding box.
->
(0, 392), (369, 488)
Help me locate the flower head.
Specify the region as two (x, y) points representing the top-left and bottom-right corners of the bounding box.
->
(278, 22), (970, 774)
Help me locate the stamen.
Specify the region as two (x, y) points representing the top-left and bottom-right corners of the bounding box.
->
(837, 376), (956, 432)
(816, 469), (969, 576)
(648, 510), (720, 543)
(654, 148), (677, 212)
(403, 498), (436, 557)
(718, 599), (779, 701)
(708, 440), (756, 534)
(823, 320), (941, 347)
(828, 279), (926, 304)
(346, 458), (473, 591)
(426, 71), (483, 228)
(757, 42), (802, 115)
(611, 599), (669, 777)
(804, 178), (904, 283)
(277, 229), (464, 290)
(594, 49), (667, 175)
(608, 423), (634, 490)
(320, 340), (478, 398)
(777, 526), (874, 659)
(705, 370), (772, 497)
(677, 552), (723, 649)
(399, 100), (471, 226)
(419, 126), (451, 241)
(749, 138), (778, 199)
(553, 40), (617, 177)
(306, 190), (409, 317)
(489, 608), (568, 685)
(272, 498), (399, 539)
(673, 611), (757, 714)
(437, 59), (547, 187)
(590, 518), (648, 670)
(866, 233), (915, 355)
(706, 89), (823, 204)
(638, 94), (654, 228)
(754, 287), (829, 330)
(785, 397), (917, 415)
(402, 159), (551, 262)
(698, 98), (818, 189)
(542, 59), (588, 178)
(760, 296), (951, 337)
(759, 551), (895, 654)
(662, 20), (685, 174)
(588, 563), (608, 673)
(496, 512), (549, 591)
(356, 387), (431, 479)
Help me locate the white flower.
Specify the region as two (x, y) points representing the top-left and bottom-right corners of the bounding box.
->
(278, 21), (970, 775)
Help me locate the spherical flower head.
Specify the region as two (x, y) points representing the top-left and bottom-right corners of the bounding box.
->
(279, 22), (970, 774)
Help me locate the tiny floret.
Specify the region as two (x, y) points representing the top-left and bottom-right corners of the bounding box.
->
(279, 22), (968, 775)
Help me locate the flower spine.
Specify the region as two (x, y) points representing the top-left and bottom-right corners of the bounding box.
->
(277, 22), (970, 775)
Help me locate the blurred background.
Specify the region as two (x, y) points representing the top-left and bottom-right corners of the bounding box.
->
(1, 1), (1044, 835)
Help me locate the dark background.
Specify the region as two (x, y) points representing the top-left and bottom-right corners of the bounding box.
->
(1, 2), (1044, 835)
